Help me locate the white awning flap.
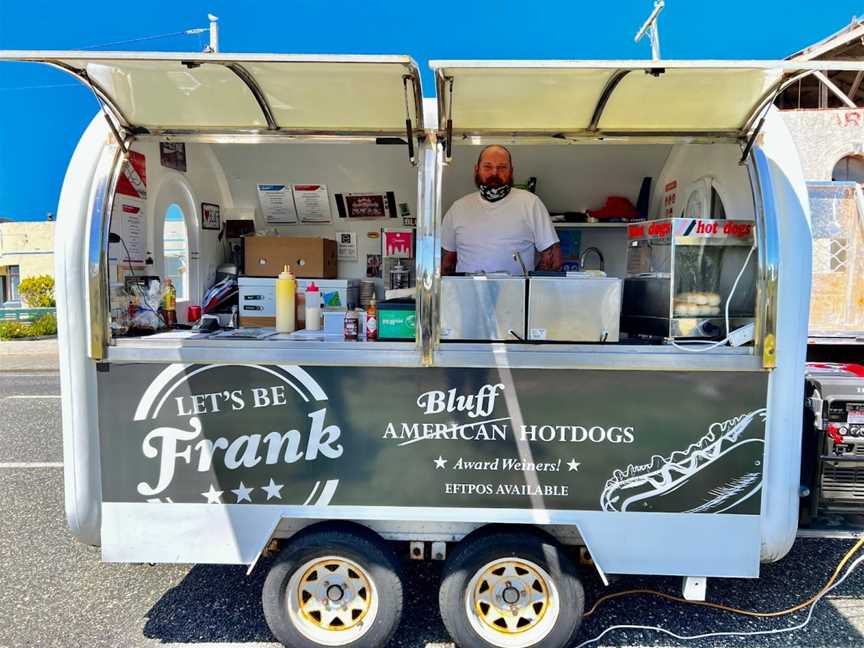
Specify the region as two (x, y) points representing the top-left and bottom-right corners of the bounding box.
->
(0, 51), (424, 134)
(430, 61), (791, 135)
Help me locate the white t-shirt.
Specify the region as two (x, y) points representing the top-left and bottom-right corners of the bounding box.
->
(442, 188), (559, 275)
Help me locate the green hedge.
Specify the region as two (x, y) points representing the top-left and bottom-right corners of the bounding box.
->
(18, 275), (55, 308)
(0, 313), (57, 340)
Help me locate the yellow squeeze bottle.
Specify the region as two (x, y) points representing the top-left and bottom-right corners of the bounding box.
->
(275, 265), (296, 333)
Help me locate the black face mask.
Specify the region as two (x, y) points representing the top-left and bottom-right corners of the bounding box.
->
(479, 183), (511, 203)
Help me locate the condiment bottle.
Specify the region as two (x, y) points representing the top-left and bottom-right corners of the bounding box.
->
(162, 278), (177, 328)
(344, 303), (359, 340)
(366, 296), (378, 341)
(275, 265), (296, 333)
(305, 282), (321, 331)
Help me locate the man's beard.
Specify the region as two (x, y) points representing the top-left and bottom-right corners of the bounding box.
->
(474, 172), (513, 189)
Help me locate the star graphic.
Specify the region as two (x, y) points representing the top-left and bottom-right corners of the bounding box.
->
(232, 481), (254, 503)
(434, 456), (448, 469)
(567, 459), (581, 472)
(262, 478), (284, 501)
(202, 484), (223, 504)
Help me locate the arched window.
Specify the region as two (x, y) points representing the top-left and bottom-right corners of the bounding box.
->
(683, 177), (727, 219)
(163, 203), (189, 300)
(832, 155), (864, 183)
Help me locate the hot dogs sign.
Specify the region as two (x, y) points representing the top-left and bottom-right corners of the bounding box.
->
(98, 363), (768, 515)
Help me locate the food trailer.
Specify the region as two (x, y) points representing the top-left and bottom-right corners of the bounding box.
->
(3, 51), (863, 648)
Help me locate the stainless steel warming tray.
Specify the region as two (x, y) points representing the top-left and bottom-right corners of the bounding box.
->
(527, 276), (622, 342)
(440, 275), (526, 341)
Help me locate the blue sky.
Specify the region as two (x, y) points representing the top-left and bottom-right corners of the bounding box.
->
(1, 0), (863, 220)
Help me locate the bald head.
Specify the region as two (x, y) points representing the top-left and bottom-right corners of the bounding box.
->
(476, 145), (513, 167)
(474, 145), (514, 189)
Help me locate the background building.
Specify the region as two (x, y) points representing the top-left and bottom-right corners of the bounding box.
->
(779, 17), (864, 180)
(776, 18), (864, 341)
(0, 220), (54, 305)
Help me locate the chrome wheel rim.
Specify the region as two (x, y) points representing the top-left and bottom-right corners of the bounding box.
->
(464, 557), (559, 648)
(287, 555), (378, 646)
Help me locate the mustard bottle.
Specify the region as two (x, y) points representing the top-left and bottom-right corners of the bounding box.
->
(275, 265), (296, 333)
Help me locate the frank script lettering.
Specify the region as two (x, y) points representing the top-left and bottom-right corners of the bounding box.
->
(137, 409), (343, 496)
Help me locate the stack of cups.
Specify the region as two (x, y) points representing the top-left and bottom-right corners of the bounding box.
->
(359, 280), (376, 308)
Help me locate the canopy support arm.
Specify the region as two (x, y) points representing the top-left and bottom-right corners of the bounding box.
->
(402, 75), (416, 166)
(76, 69), (130, 154)
(587, 70), (630, 132)
(48, 61), (133, 137)
(96, 100), (129, 154)
(739, 71), (815, 165)
(444, 76), (454, 163)
(739, 109), (770, 166)
(223, 63), (278, 130)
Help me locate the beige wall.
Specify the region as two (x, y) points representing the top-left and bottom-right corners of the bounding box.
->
(781, 108), (864, 180)
(0, 221), (55, 281)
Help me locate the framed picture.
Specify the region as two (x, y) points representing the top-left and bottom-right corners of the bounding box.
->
(366, 254), (382, 278)
(201, 202), (221, 230)
(335, 192), (397, 219)
(159, 142), (187, 172)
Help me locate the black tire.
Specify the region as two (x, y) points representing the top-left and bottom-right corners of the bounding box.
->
(262, 523), (404, 648)
(439, 531), (584, 648)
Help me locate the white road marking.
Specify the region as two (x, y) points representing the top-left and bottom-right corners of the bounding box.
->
(0, 462), (63, 468)
(3, 395), (61, 399)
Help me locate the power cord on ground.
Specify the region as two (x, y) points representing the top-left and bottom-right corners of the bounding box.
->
(575, 537), (864, 647)
(584, 537), (864, 620)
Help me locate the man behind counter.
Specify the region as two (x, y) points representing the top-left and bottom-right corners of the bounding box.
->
(441, 145), (562, 276)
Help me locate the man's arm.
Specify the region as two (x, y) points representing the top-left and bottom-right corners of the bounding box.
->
(442, 249), (458, 276)
(529, 195), (561, 272)
(536, 243), (562, 272)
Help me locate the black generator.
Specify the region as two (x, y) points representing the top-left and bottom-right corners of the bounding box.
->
(802, 363), (864, 524)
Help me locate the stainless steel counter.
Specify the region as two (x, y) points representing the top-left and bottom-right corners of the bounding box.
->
(109, 336), (421, 367)
(434, 342), (759, 371)
(108, 334), (760, 372)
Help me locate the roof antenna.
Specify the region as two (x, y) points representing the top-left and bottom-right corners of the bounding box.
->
(205, 14), (219, 53)
(634, 0), (665, 60)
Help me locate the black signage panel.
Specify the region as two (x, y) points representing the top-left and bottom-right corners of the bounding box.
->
(98, 364), (768, 515)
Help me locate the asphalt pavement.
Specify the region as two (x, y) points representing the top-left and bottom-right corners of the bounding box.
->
(2, 369), (864, 648)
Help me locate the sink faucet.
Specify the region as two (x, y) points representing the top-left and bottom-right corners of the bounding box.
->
(579, 247), (605, 271)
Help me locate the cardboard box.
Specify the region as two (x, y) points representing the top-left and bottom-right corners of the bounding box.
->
(243, 236), (337, 278)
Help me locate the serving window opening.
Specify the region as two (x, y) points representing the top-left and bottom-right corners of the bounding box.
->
(105, 137), (424, 360)
(435, 140), (760, 354)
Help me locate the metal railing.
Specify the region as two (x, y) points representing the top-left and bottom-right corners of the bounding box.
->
(0, 307), (55, 322)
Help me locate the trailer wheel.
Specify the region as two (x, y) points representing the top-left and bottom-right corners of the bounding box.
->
(439, 532), (584, 648)
(262, 525), (403, 648)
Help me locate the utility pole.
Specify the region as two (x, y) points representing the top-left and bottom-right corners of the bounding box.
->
(206, 14), (219, 53)
(634, 0), (665, 60)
